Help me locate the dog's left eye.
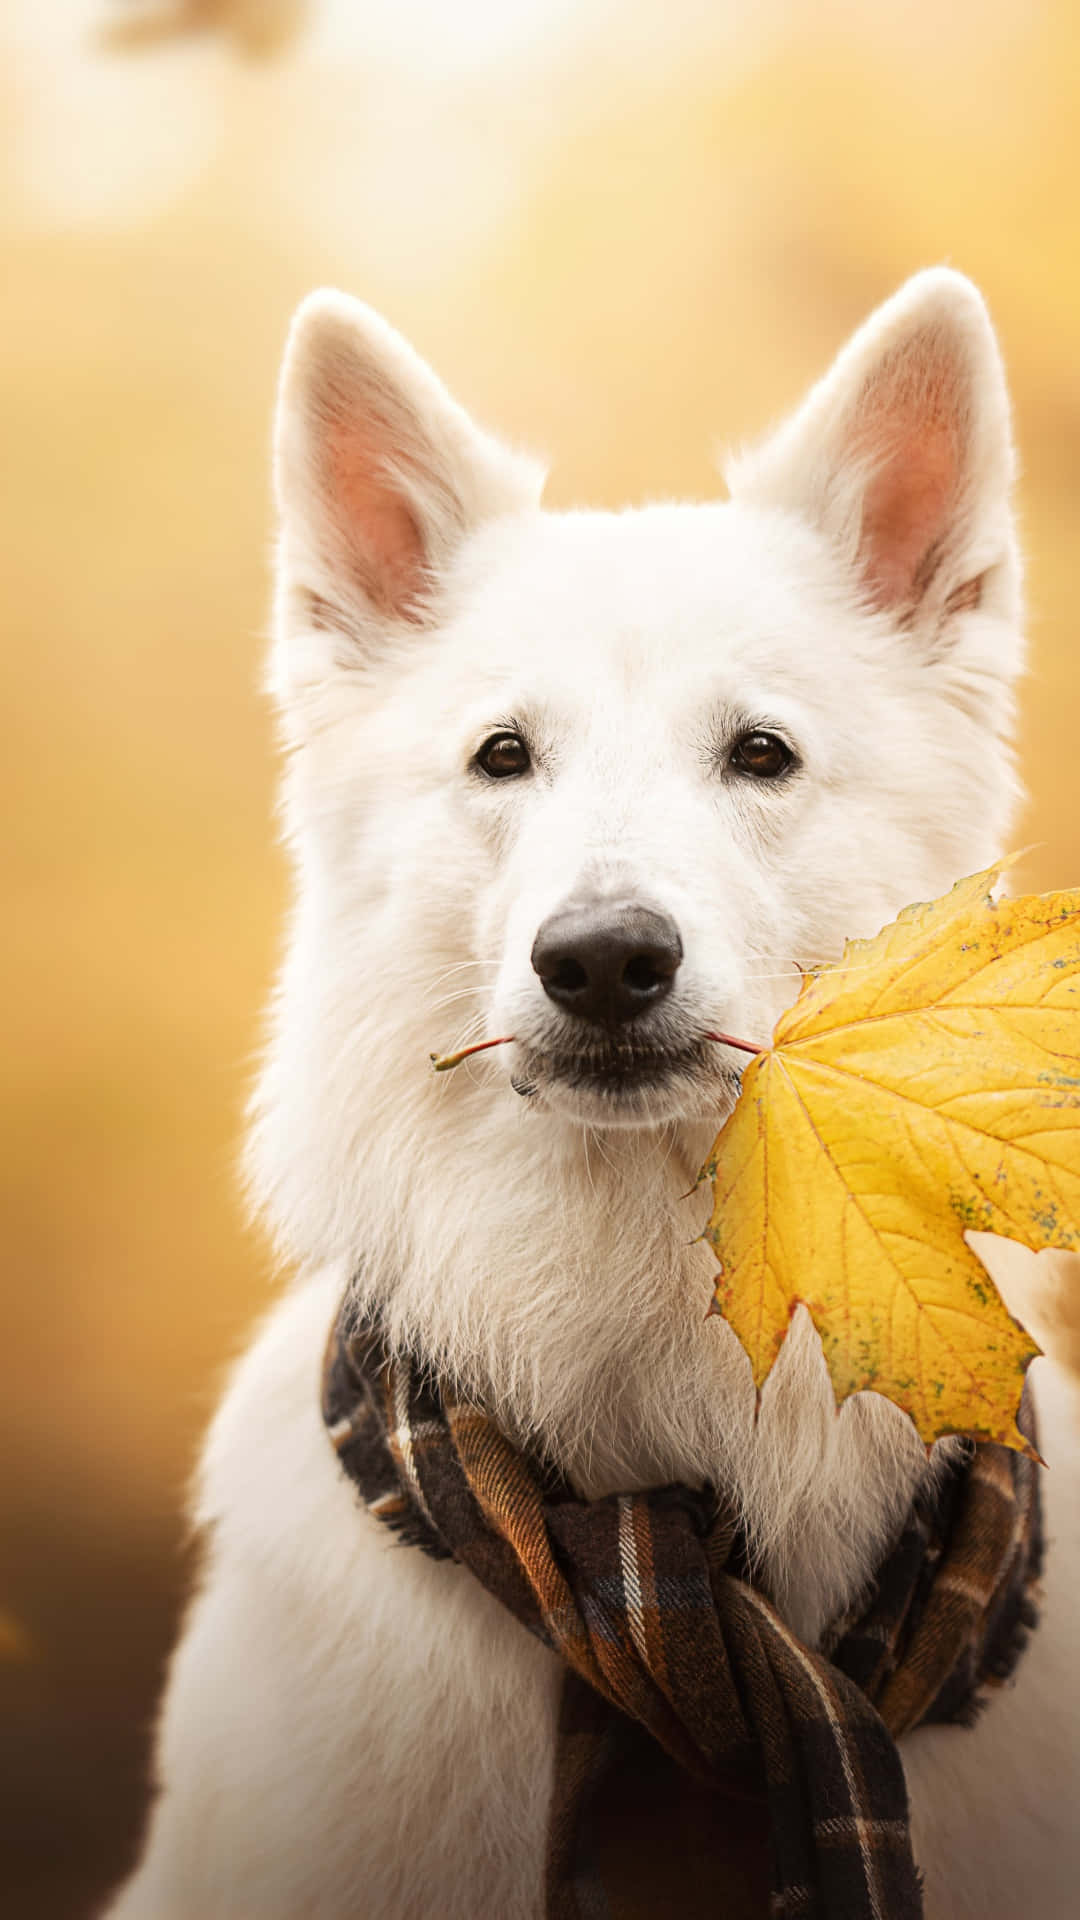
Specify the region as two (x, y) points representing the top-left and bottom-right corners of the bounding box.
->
(475, 731), (531, 779)
(727, 731), (794, 780)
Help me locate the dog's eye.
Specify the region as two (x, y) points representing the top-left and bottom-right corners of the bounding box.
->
(728, 731), (794, 780)
(475, 731), (531, 780)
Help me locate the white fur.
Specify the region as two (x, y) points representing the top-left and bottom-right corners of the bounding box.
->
(107, 271), (1080, 1918)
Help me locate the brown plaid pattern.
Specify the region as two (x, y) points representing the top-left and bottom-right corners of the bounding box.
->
(323, 1301), (1042, 1920)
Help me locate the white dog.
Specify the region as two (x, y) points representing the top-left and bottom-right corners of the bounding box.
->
(108, 270), (1080, 1918)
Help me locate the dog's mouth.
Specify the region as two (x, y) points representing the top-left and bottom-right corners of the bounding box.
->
(512, 1032), (744, 1122)
(533, 1036), (708, 1089)
(431, 1026), (754, 1124)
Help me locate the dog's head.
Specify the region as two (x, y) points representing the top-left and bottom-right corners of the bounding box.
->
(253, 272), (1022, 1265)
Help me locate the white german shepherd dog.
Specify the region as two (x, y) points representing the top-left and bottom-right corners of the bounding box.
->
(109, 271), (1080, 1917)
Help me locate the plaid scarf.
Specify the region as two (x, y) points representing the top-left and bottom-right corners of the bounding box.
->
(322, 1300), (1042, 1920)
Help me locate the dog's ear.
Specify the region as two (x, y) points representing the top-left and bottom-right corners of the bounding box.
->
(272, 291), (543, 680)
(727, 270), (1017, 641)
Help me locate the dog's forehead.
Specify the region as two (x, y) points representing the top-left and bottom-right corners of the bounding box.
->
(447, 499), (859, 699)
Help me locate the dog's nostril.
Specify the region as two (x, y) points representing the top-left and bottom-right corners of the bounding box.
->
(531, 902), (683, 1028)
(551, 956), (588, 995)
(623, 953), (666, 995)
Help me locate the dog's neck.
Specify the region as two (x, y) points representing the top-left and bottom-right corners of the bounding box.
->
(340, 1084), (936, 1645)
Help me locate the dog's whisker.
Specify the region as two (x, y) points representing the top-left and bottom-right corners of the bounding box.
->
(581, 1127), (598, 1200)
(433, 961), (502, 980)
(425, 958), (503, 995)
(427, 986), (490, 1015)
(744, 962), (875, 981)
(589, 1128), (618, 1174)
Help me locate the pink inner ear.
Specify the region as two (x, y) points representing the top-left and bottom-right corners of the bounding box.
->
(847, 324), (972, 617)
(858, 412), (960, 613)
(327, 418), (427, 622)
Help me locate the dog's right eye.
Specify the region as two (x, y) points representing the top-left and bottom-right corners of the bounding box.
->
(474, 732), (531, 779)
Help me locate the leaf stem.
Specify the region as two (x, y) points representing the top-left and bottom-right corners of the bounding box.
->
(431, 1035), (515, 1072)
(433, 1030), (766, 1070)
(704, 1030), (765, 1057)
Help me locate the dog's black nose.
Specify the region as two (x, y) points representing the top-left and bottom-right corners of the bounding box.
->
(531, 903), (683, 1027)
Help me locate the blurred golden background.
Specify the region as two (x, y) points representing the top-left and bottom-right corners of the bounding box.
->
(2, 1), (1079, 1912)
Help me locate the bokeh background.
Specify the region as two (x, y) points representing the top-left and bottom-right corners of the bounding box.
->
(2, 1), (1079, 1912)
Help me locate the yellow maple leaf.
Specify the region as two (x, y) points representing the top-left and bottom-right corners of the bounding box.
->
(702, 867), (1080, 1452)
